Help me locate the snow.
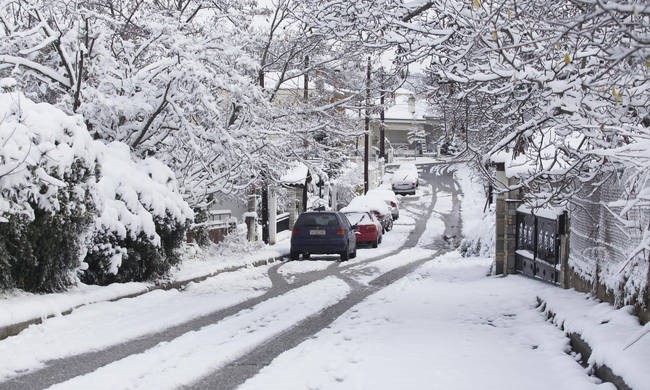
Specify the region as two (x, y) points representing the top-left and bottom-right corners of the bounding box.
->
(518, 204), (566, 220)
(280, 162), (309, 186)
(340, 194), (392, 216)
(384, 89), (433, 121)
(48, 277), (350, 390)
(0, 91), (193, 276)
(0, 265), (273, 382)
(0, 163), (647, 389)
(538, 290), (650, 390)
(239, 252), (618, 390)
(454, 165), (495, 256)
(0, 233), (289, 337)
(0, 283), (149, 329)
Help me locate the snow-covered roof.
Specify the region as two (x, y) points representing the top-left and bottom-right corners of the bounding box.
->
(280, 162), (309, 186)
(517, 204), (565, 220)
(384, 89), (434, 121)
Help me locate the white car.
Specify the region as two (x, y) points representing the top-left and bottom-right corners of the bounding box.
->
(391, 169), (418, 195)
(341, 195), (394, 232)
(366, 188), (400, 221)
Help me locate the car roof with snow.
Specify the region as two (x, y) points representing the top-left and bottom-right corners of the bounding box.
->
(366, 188), (399, 204)
(340, 195), (391, 214)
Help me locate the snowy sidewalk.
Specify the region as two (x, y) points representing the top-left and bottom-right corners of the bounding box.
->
(0, 235), (291, 340)
(238, 251), (649, 390)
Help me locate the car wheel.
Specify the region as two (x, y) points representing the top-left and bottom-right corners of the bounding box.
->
(289, 251), (299, 260)
(372, 239), (378, 248)
(350, 247), (357, 258)
(303, 253), (311, 260)
(340, 249), (349, 262)
(378, 235), (383, 244)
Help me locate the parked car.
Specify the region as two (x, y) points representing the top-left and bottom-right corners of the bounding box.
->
(366, 188), (400, 221)
(290, 211), (357, 261)
(391, 169), (419, 195)
(384, 163), (401, 174)
(398, 162), (419, 174)
(341, 195), (393, 233)
(343, 211), (382, 248)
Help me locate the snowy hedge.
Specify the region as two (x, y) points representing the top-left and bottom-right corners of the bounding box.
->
(0, 88), (193, 292)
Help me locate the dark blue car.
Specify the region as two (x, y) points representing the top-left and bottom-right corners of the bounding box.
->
(290, 211), (357, 261)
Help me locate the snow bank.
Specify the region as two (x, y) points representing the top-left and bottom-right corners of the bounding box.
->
(454, 164), (494, 257)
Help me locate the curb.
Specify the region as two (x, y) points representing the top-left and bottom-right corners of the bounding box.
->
(0, 255), (284, 341)
(537, 297), (633, 390)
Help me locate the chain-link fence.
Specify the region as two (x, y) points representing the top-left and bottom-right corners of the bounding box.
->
(569, 172), (649, 308)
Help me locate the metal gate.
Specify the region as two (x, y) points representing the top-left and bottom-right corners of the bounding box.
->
(515, 211), (565, 285)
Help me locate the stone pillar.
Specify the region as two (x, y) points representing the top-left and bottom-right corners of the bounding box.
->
(494, 163), (521, 275)
(504, 198), (520, 274)
(268, 190), (277, 245)
(246, 193), (257, 241)
(288, 186), (303, 230)
(494, 163), (507, 274)
(559, 211), (570, 288)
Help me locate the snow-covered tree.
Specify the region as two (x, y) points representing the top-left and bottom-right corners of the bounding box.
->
(0, 84), (192, 291)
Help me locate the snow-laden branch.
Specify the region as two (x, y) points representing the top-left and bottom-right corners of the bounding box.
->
(0, 55), (71, 89)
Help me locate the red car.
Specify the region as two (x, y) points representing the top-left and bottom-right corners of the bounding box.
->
(344, 211), (382, 248)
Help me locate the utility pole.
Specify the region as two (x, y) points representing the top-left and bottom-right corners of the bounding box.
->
(260, 71), (269, 244)
(364, 57), (371, 194)
(303, 55), (309, 102)
(379, 71), (385, 160)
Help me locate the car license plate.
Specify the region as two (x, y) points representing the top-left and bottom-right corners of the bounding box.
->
(309, 229), (326, 236)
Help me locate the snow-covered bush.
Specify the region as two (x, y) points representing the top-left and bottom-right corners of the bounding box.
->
(82, 144), (194, 285)
(0, 89), (97, 292)
(0, 87), (193, 291)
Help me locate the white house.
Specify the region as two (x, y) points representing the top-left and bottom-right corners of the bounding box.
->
(369, 88), (442, 156)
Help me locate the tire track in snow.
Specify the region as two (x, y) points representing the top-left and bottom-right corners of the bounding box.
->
(47, 278), (351, 390)
(192, 165), (462, 389)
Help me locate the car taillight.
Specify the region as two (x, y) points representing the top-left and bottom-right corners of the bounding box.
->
(292, 227), (299, 237)
(367, 225), (376, 231)
(336, 227), (345, 236)
(390, 201), (396, 208)
(412, 182), (416, 186)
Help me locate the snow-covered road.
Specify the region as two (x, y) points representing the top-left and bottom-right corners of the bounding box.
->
(0, 164), (626, 389)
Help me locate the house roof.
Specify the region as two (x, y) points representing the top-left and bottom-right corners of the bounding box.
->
(280, 162), (309, 186)
(384, 89), (435, 121)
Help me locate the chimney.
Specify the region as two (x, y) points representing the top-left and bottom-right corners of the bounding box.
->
(408, 94), (415, 114)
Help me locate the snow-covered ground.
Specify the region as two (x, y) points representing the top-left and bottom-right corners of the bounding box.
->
(0, 232), (289, 330)
(240, 252), (618, 390)
(0, 265), (274, 381)
(0, 162), (647, 390)
(49, 277), (350, 390)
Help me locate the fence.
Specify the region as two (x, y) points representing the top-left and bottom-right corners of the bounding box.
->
(188, 209), (236, 244)
(568, 173), (649, 315)
(515, 210), (567, 285)
(276, 212), (290, 233)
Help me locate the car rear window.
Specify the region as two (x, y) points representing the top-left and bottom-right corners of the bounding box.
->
(296, 213), (339, 227)
(344, 212), (370, 225)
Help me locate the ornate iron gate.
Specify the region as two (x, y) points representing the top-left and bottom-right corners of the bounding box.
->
(515, 211), (565, 285)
